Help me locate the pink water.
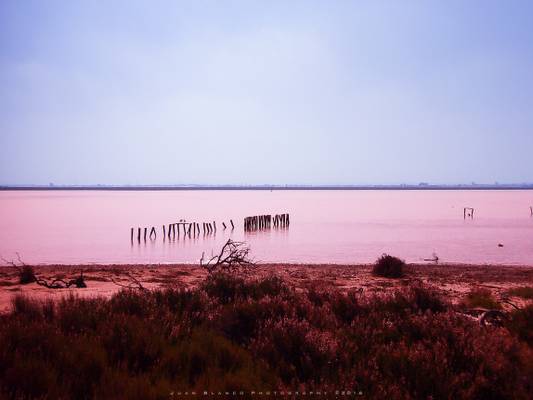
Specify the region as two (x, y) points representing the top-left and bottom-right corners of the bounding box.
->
(0, 190), (532, 265)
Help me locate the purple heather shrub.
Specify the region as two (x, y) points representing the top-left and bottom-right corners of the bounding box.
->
(0, 275), (531, 399)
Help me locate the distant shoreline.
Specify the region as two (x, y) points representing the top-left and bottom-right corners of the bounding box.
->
(1, 185), (533, 191)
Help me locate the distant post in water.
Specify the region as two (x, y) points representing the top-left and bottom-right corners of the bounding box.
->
(464, 207), (475, 219)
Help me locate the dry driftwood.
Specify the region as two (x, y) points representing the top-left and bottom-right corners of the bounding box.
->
(36, 273), (86, 289)
(1, 253), (86, 288)
(200, 239), (255, 275)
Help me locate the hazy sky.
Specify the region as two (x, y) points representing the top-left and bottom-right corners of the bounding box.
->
(1, 1), (532, 185)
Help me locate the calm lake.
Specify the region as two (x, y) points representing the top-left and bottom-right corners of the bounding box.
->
(0, 190), (532, 265)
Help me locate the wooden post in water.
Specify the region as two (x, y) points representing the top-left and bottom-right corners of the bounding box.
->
(163, 225), (166, 238)
(464, 208), (474, 219)
(150, 227), (156, 240)
(230, 219), (234, 229)
(213, 221), (216, 232)
(530, 206), (533, 217)
(137, 228), (141, 242)
(131, 228), (134, 242)
(143, 227), (147, 241)
(222, 222), (227, 230)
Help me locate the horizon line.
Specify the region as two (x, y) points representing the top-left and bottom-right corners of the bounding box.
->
(1, 183), (533, 191)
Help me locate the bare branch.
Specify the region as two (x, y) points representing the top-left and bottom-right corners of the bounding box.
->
(200, 239), (255, 275)
(111, 272), (146, 291)
(35, 271), (86, 289)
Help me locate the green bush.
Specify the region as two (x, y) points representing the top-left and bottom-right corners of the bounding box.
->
(463, 288), (501, 310)
(372, 254), (405, 278)
(506, 304), (533, 345)
(507, 286), (533, 299)
(18, 265), (37, 284)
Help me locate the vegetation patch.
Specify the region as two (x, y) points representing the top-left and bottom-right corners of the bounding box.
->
(507, 286), (533, 300)
(0, 273), (531, 399)
(463, 287), (502, 310)
(372, 254), (405, 278)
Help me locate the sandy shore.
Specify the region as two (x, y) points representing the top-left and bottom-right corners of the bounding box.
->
(1, 263), (532, 313)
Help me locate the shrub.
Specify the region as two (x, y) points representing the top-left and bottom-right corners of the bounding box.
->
(506, 304), (533, 345)
(11, 295), (42, 320)
(201, 272), (246, 304)
(372, 254), (405, 278)
(202, 272), (289, 304)
(507, 286), (533, 300)
(2, 356), (59, 399)
(463, 288), (501, 310)
(1, 275), (531, 398)
(408, 285), (447, 313)
(18, 265), (37, 284)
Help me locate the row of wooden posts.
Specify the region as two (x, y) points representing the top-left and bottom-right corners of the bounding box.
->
(131, 219), (234, 242)
(244, 213), (290, 232)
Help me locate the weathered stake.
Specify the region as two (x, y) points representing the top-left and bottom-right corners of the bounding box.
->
(464, 207), (474, 219)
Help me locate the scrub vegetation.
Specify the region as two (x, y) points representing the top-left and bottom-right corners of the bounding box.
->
(1, 270), (532, 399)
